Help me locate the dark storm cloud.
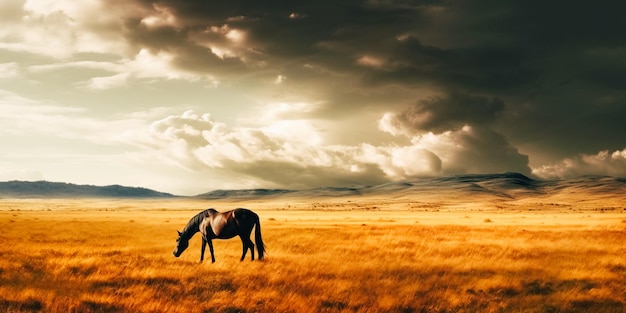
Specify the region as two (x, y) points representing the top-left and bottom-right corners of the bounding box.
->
(119, 0), (437, 76)
(119, 0), (625, 176)
(384, 92), (505, 135)
(5, 0), (624, 194)
(359, 35), (535, 94)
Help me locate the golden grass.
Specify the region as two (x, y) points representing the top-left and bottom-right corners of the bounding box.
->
(0, 198), (625, 312)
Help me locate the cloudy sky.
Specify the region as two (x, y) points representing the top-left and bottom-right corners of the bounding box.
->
(1, 0), (625, 195)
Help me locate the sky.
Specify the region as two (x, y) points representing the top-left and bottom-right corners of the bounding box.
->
(1, 0), (625, 195)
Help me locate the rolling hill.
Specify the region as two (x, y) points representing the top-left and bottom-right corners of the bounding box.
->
(2, 173), (625, 204)
(194, 172), (626, 202)
(0, 181), (175, 198)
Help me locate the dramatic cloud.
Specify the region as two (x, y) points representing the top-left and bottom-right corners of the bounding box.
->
(412, 126), (530, 175)
(145, 108), (530, 188)
(379, 93), (505, 136)
(533, 149), (626, 179)
(377, 91), (529, 176)
(0, 0), (130, 58)
(1, 1), (625, 193)
(147, 110), (390, 187)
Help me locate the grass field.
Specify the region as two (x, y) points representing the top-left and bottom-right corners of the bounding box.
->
(0, 198), (625, 312)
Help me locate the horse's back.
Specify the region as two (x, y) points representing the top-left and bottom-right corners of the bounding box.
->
(232, 208), (258, 220)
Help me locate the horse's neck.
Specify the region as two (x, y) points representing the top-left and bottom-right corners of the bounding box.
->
(181, 224), (199, 241)
(181, 210), (208, 239)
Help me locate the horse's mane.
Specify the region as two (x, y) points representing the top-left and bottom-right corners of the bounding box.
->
(181, 208), (214, 239)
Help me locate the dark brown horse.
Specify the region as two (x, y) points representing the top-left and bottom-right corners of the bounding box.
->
(173, 208), (265, 263)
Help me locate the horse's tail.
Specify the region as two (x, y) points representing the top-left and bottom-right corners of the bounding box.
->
(254, 214), (265, 260)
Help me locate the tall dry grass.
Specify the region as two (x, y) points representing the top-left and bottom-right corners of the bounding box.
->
(0, 198), (625, 312)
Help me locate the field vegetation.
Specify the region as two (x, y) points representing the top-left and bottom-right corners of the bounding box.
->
(1, 198), (625, 312)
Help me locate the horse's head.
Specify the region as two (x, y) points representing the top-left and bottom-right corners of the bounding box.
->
(172, 230), (189, 257)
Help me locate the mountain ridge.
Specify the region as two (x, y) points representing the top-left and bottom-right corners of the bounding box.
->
(0, 180), (175, 198)
(194, 172), (626, 201)
(2, 173), (625, 200)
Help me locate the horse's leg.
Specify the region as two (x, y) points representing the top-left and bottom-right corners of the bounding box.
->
(238, 236), (247, 261)
(208, 239), (216, 263)
(246, 226), (255, 261)
(200, 237), (206, 263)
(246, 225), (256, 261)
(238, 232), (255, 261)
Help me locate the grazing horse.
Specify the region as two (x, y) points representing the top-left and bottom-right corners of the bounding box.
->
(173, 208), (265, 263)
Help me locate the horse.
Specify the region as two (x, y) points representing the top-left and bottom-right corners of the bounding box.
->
(173, 208), (265, 263)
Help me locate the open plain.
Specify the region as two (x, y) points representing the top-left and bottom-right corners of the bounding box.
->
(1, 195), (625, 313)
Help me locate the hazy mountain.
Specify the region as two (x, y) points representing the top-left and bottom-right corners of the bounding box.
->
(3, 173), (624, 201)
(0, 181), (175, 198)
(194, 173), (626, 201)
(196, 189), (294, 199)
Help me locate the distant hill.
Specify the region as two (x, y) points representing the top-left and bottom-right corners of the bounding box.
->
(194, 172), (626, 201)
(196, 188), (294, 199)
(3, 173), (624, 201)
(0, 181), (175, 198)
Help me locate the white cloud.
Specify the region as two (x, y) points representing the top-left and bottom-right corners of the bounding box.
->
(140, 4), (179, 28)
(357, 55), (385, 68)
(407, 125), (530, 175)
(357, 143), (441, 178)
(83, 73), (131, 90)
(260, 101), (322, 120)
(28, 60), (123, 73)
(144, 109), (530, 188)
(1, 0), (129, 58)
(129, 49), (198, 81)
(378, 96), (530, 176)
(1, 0), (209, 90)
(147, 110), (382, 186)
(378, 112), (409, 137)
(0, 62), (19, 78)
(532, 148), (626, 179)
(27, 49), (219, 89)
(0, 90), (149, 143)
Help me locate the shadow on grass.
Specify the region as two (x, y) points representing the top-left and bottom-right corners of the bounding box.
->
(568, 299), (623, 313)
(0, 298), (43, 312)
(74, 300), (123, 313)
(91, 276), (181, 289)
(203, 307), (246, 313)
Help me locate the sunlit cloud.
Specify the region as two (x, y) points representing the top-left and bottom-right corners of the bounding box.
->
(1, 0), (624, 194)
(379, 95), (530, 176)
(357, 55), (385, 68)
(28, 61), (123, 73)
(129, 49), (207, 81)
(28, 49), (219, 89)
(260, 102), (322, 120)
(190, 24), (249, 61)
(379, 93), (505, 135)
(1, 0), (128, 58)
(533, 149), (626, 179)
(83, 73), (131, 90)
(140, 4), (179, 28)
(143, 108), (531, 188)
